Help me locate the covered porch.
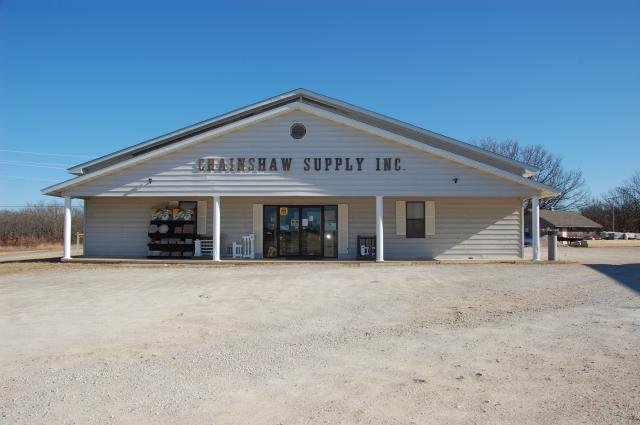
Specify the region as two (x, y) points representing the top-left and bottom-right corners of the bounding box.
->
(60, 195), (545, 262)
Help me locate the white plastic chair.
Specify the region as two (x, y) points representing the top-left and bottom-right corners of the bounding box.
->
(231, 234), (255, 259)
(232, 242), (243, 259)
(243, 234), (255, 259)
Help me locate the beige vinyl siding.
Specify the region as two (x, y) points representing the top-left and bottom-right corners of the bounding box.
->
(84, 197), (210, 257)
(85, 198), (156, 257)
(384, 197), (523, 260)
(82, 197), (374, 259)
(84, 196), (522, 259)
(65, 111), (540, 198)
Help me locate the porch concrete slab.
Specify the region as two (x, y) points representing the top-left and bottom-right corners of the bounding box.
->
(61, 256), (563, 265)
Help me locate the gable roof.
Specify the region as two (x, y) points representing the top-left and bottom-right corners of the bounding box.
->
(526, 210), (604, 229)
(540, 210), (604, 228)
(66, 88), (539, 178)
(42, 91), (558, 198)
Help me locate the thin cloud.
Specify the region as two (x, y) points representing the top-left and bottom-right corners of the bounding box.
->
(0, 174), (59, 182)
(0, 160), (67, 170)
(0, 149), (92, 159)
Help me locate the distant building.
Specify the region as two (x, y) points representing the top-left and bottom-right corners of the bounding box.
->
(525, 209), (603, 243)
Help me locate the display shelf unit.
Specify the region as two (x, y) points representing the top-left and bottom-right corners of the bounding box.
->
(147, 219), (196, 258)
(357, 235), (376, 260)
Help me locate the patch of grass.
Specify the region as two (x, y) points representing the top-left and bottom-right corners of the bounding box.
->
(0, 243), (64, 252)
(0, 261), (66, 276)
(0, 260), (232, 277)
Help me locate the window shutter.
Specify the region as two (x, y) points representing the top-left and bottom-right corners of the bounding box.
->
(253, 204), (263, 257)
(425, 201), (436, 236)
(396, 201), (406, 236)
(197, 200), (207, 235)
(338, 204), (349, 255)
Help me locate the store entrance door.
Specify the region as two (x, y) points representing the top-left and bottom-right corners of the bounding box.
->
(264, 205), (338, 259)
(278, 207), (301, 256)
(300, 207), (322, 256)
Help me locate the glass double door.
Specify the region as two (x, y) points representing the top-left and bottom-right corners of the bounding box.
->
(264, 206), (337, 258)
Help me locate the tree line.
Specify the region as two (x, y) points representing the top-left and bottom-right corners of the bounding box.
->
(580, 172), (640, 232)
(1, 140), (637, 246)
(0, 202), (84, 247)
(477, 138), (588, 210)
(477, 138), (638, 232)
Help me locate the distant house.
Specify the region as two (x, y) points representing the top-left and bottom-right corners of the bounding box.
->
(525, 209), (603, 243)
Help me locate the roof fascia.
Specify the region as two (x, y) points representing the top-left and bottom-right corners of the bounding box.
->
(296, 89), (540, 176)
(67, 89), (305, 175)
(43, 103), (296, 195)
(69, 88), (538, 178)
(294, 102), (556, 197)
(44, 101), (557, 198)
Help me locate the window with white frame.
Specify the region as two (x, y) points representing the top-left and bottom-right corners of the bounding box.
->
(406, 201), (425, 238)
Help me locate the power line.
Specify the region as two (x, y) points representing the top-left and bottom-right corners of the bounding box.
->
(0, 149), (92, 159)
(0, 205), (84, 209)
(0, 160), (67, 170)
(0, 174), (59, 182)
(0, 159), (69, 167)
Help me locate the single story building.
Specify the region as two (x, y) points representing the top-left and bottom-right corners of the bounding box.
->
(43, 89), (557, 261)
(524, 209), (603, 243)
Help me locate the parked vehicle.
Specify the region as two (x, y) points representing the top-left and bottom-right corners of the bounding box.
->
(600, 231), (630, 240)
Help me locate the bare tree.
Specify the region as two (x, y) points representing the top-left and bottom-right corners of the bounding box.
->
(623, 171), (640, 202)
(582, 171), (640, 232)
(0, 202), (84, 247)
(476, 138), (589, 210)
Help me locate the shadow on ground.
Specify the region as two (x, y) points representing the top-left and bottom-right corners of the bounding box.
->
(0, 257), (61, 264)
(586, 264), (640, 294)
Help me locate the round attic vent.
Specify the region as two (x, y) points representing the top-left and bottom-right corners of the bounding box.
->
(290, 123), (306, 140)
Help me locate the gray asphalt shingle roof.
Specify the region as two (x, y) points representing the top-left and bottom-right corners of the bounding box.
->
(536, 210), (603, 229)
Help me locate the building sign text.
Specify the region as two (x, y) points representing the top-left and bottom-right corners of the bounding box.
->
(195, 157), (403, 173)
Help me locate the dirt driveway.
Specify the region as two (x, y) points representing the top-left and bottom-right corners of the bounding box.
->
(1, 252), (639, 424)
(0, 246), (82, 263)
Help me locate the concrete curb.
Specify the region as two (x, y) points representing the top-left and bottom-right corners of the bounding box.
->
(60, 257), (575, 266)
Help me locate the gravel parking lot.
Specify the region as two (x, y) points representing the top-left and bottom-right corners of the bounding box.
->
(1, 248), (639, 424)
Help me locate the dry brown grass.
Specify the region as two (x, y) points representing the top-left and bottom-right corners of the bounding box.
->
(0, 261), (225, 277)
(0, 203), (83, 247)
(0, 262), (66, 276)
(0, 243), (64, 253)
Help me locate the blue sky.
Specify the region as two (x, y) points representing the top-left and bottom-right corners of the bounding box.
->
(1, 0), (638, 207)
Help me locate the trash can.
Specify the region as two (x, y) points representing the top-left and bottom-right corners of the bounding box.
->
(547, 230), (558, 261)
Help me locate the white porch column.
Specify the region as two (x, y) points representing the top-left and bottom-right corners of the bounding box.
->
(531, 197), (540, 261)
(376, 195), (384, 262)
(63, 196), (72, 260)
(212, 195), (221, 261)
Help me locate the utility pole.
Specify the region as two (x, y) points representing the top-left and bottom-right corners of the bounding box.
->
(612, 204), (615, 232)
(607, 197), (616, 232)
